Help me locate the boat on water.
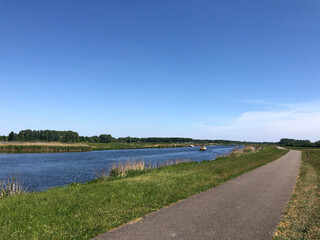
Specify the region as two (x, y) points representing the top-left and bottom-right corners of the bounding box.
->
(189, 145), (194, 147)
(199, 146), (207, 151)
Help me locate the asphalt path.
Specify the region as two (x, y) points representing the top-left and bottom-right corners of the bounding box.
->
(94, 150), (301, 240)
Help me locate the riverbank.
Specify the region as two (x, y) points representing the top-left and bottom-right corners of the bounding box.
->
(0, 142), (217, 153)
(273, 148), (320, 240)
(87, 142), (217, 151)
(0, 146), (287, 239)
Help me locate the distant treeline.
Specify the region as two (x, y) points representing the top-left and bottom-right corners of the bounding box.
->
(279, 138), (320, 147)
(1, 131), (318, 148)
(0, 129), (250, 145)
(1, 130), (80, 142)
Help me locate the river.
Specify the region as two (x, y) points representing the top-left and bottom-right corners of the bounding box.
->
(0, 145), (238, 192)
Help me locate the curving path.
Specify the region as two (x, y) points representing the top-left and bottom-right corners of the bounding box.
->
(94, 150), (301, 240)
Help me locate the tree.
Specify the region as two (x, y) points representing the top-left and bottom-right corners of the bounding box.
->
(0, 135), (7, 141)
(8, 131), (16, 141)
(99, 134), (115, 143)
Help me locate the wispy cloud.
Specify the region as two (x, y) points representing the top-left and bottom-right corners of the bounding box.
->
(192, 101), (320, 142)
(234, 99), (287, 107)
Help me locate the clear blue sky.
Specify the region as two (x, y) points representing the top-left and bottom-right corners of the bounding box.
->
(1, 1), (320, 141)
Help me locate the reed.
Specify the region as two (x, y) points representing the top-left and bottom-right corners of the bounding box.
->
(108, 159), (190, 178)
(0, 144), (91, 153)
(0, 176), (26, 199)
(243, 145), (256, 153)
(0, 142), (88, 146)
(230, 145), (259, 156)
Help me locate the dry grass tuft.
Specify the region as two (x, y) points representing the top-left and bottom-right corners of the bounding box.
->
(107, 159), (190, 178)
(243, 145), (256, 153)
(0, 176), (26, 198)
(230, 145), (258, 157)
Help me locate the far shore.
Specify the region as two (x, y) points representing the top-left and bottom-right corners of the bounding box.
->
(0, 142), (219, 153)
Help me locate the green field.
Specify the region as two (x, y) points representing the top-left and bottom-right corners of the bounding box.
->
(0, 146), (286, 239)
(273, 149), (320, 240)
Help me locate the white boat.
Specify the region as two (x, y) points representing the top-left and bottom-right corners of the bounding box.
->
(199, 146), (207, 151)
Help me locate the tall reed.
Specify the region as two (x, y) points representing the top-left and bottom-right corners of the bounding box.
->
(0, 144), (91, 153)
(0, 176), (26, 198)
(106, 159), (190, 178)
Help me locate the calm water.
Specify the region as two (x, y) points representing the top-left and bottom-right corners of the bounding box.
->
(0, 145), (238, 192)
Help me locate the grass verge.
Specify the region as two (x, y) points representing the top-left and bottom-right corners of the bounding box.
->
(0, 146), (287, 239)
(273, 149), (320, 240)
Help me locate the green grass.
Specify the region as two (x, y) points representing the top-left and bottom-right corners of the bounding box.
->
(0, 146), (287, 239)
(273, 149), (320, 240)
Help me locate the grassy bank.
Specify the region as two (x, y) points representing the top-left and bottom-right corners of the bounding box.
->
(0, 142), (214, 153)
(0, 146), (287, 239)
(273, 149), (320, 240)
(0, 142), (91, 153)
(87, 142), (211, 151)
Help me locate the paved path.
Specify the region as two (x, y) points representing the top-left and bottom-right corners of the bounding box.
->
(94, 150), (301, 240)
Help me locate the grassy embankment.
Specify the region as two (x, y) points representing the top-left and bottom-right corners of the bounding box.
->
(0, 142), (91, 153)
(0, 146), (287, 239)
(273, 149), (320, 240)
